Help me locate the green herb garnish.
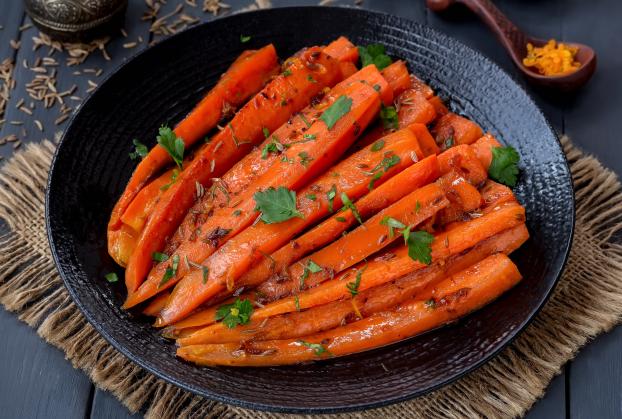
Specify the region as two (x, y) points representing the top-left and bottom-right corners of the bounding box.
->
(321, 96), (353, 130)
(129, 139), (148, 160)
(232, 209), (242, 216)
(159, 254), (180, 286)
(215, 298), (253, 328)
(298, 340), (331, 356)
(300, 259), (323, 287)
(424, 299), (437, 310)
(368, 154), (400, 190)
(346, 266), (365, 297)
(307, 74), (317, 83)
(159, 168), (179, 191)
(488, 146), (520, 187)
(157, 126), (184, 169)
(370, 139), (385, 152)
(358, 44), (392, 70)
(306, 193), (317, 201)
(340, 192), (362, 225)
(254, 186), (303, 224)
(298, 151), (313, 167)
(282, 69), (292, 77)
(303, 133), (316, 140)
(262, 127), (270, 138)
(402, 227), (434, 265)
(294, 296), (301, 311)
(105, 272), (118, 283)
(152, 252), (169, 263)
(380, 216), (406, 239)
(380, 105), (398, 130)
(326, 184), (337, 212)
(240, 34), (251, 43)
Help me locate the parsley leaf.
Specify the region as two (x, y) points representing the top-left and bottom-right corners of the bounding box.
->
(282, 69), (292, 77)
(358, 44), (393, 70)
(300, 259), (322, 287)
(152, 252), (169, 263)
(380, 216), (406, 239)
(340, 192), (362, 224)
(157, 126), (184, 169)
(380, 105), (398, 130)
(254, 187), (303, 224)
(261, 141), (280, 159)
(232, 209), (242, 216)
(105, 272), (118, 283)
(424, 299), (437, 310)
(240, 34), (251, 43)
(307, 74), (317, 83)
(403, 227), (434, 265)
(368, 154), (401, 190)
(321, 96), (352, 130)
(488, 146), (520, 187)
(346, 266), (366, 297)
(335, 216), (347, 222)
(306, 193), (316, 201)
(298, 151), (313, 167)
(262, 127), (270, 138)
(159, 168), (179, 191)
(298, 340), (331, 356)
(215, 298), (253, 328)
(370, 139), (385, 152)
(159, 254), (180, 286)
(295, 296), (301, 311)
(326, 184), (337, 212)
(129, 139), (148, 160)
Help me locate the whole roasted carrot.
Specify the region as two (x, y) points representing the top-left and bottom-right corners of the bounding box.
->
(132, 69), (392, 315)
(123, 47), (348, 293)
(108, 45), (279, 261)
(432, 112), (483, 147)
(397, 88), (437, 127)
(178, 224), (528, 345)
(234, 154), (439, 294)
(177, 253), (522, 366)
(250, 202), (525, 316)
(286, 183), (449, 290)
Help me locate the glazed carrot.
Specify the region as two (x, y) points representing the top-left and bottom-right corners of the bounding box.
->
(178, 226), (528, 345)
(480, 180), (516, 209)
(123, 47), (347, 293)
(438, 144), (488, 186)
(397, 88), (437, 127)
(120, 169), (176, 233)
(407, 123), (440, 157)
(436, 171), (483, 225)
(245, 202), (525, 317)
(142, 291), (170, 317)
(177, 254), (521, 366)
(432, 112), (483, 147)
(287, 183), (449, 290)
(235, 155), (439, 294)
(380, 61), (412, 96)
(108, 45), (279, 255)
(471, 133), (502, 169)
(411, 74), (434, 99)
(428, 95), (449, 116)
(323, 36), (359, 64)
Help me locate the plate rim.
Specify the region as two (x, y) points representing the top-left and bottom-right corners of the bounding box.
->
(45, 5), (576, 414)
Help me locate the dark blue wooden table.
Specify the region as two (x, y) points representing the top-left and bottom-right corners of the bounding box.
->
(1, 1), (620, 417)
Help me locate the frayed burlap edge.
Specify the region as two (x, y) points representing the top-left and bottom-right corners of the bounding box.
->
(1, 136), (621, 418)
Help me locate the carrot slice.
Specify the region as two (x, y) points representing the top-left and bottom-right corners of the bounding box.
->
(471, 133), (502, 169)
(125, 66), (393, 310)
(407, 123), (440, 157)
(438, 144), (488, 186)
(428, 95), (449, 116)
(108, 45), (279, 255)
(177, 254), (521, 366)
(432, 112), (484, 147)
(380, 60), (411, 96)
(411, 74), (434, 99)
(123, 47), (347, 293)
(397, 88), (437, 127)
(323, 36), (359, 64)
(178, 224), (528, 344)
(235, 154), (439, 294)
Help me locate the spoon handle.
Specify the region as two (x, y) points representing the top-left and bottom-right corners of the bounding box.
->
(426, 0), (527, 64)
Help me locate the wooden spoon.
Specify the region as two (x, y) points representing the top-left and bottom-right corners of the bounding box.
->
(427, 0), (596, 92)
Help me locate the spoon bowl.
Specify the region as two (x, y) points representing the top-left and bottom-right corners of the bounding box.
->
(427, 0), (596, 92)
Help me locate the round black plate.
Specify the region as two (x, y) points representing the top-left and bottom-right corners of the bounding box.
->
(46, 6), (574, 413)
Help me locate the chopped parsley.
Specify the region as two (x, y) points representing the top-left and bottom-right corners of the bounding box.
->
(294, 296), (301, 311)
(152, 252), (169, 263)
(282, 69), (292, 77)
(298, 340), (331, 356)
(346, 266), (365, 297)
(254, 186), (303, 224)
(159, 254), (180, 286)
(129, 139), (148, 160)
(300, 259), (322, 287)
(370, 139), (385, 152)
(303, 133), (317, 140)
(261, 137), (286, 159)
(105, 272), (118, 283)
(159, 169), (179, 191)
(232, 209), (242, 216)
(424, 299), (437, 310)
(299, 113), (312, 128)
(298, 151), (313, 167)
(380, 105), (398, 130)
(380, 216), (406, 239)
(240, 34), (251, 43)
(368, 154), (401, 190)
(488, 146), (520, 187)
(326, 184), (337, 212)
(307, 74), (317, 83)
(215, 298), (253, 328)
(262, 127), (270, 138)
(402, 226), (434, 265)
(187, 259), (210, 284)
(156, 126), (184, 169)
(321, 95), (352, 130)
(415, 201), (421, 213)
(358, 44), (392, 70)
(335, 216), (347, 222)
(306, 193), (317, 201)
(340, 192), (362, 224)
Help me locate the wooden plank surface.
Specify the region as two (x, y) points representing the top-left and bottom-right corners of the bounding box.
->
(0, 0), (620, 418)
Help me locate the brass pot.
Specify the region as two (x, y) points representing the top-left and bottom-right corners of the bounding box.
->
(24, 0), (128, 41)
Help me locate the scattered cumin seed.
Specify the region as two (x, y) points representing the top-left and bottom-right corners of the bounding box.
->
(10, 39), (21, 49)
(9, 120), (23, 125)
(34, 119), (43, 132)
(19, 106), (33, 115)
(123, 42), (138, 49)
(19, 23), (33, 31)
(121, 28), (128, 37)
(15, 98), (24, 108)
(13, 140), (21, 149)
(55, 114), (69, 125)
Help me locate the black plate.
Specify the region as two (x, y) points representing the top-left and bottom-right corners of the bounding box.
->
(46, 6), (574, 413)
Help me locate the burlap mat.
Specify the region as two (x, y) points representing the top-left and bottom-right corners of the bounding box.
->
(1, 136), (621, 418)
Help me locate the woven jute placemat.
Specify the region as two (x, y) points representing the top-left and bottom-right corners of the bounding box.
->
(1, 136), (621, 418)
